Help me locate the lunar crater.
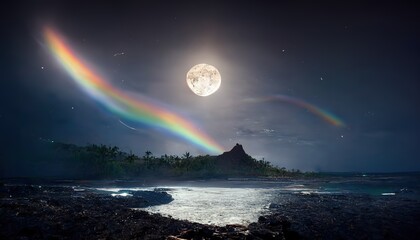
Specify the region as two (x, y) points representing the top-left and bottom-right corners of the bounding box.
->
(186, 63), (221, 97)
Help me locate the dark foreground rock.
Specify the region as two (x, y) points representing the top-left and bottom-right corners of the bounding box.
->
(269, 192), (420, 240)
(0, 184), (299, 239)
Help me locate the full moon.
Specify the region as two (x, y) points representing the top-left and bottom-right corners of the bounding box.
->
(186, 63), (221, 97)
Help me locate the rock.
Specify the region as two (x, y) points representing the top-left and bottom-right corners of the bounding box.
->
(177, 226), (215, 239)
(254, 230), (280, 239)
(130, 190), (173, 205)
(167, 236), (187, 240)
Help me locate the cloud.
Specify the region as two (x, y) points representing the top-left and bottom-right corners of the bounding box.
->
(234, 126), (318, 146)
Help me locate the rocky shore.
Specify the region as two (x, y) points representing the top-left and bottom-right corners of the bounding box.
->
(0, 183), (299, 239)
(269, 190), (420, 240)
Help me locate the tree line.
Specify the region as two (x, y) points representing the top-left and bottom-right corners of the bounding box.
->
(49, 142), (314, 179)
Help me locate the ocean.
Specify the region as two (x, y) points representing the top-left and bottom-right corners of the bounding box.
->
(96, 172), (420, 238)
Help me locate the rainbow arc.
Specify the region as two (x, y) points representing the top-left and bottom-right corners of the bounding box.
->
(44, 27), (224, 154)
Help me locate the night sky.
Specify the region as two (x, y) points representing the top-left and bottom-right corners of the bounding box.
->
(2, 1), (420, 174)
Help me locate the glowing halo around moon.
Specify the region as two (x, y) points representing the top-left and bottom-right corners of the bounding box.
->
(186, 63), (221, 97)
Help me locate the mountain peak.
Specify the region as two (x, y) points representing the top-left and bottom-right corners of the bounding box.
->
(229, 143), (246, 155)
(219, 143), (248, 161)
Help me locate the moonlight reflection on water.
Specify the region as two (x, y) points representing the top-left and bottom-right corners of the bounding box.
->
(144, 187), (275, 225)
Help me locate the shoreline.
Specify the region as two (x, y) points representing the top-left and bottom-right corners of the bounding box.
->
(2, 177), (420, 239)
(0, 183), (299, 239)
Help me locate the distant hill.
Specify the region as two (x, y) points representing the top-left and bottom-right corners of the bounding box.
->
(214, 143), (271, 175)
(218, 143), (249, 164)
